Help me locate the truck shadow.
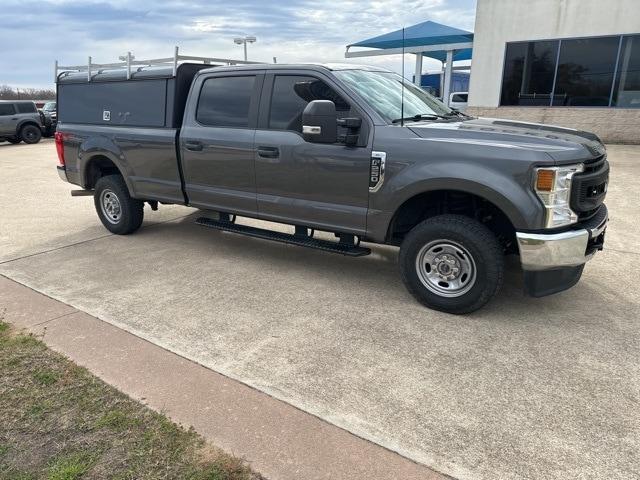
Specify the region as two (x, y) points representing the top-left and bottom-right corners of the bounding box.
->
(157, 213), (619, 322)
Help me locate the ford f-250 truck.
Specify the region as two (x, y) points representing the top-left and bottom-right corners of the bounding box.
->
(55, 62), (609, 314)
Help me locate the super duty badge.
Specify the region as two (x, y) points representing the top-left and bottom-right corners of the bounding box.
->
(369, 151), (386, 192)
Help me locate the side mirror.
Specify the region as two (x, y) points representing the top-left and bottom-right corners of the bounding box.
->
(302, 100), (337, 144)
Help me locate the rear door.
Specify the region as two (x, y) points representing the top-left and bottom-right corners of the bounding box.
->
(180, 71), (264, 216)
(0, 103), (16, 135)
(253, 71), (372, 234)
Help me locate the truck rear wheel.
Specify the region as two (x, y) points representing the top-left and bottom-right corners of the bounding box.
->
(94, 175), (144, 235)
(399, 215), (504, 314)
(20, 124), (42, 144)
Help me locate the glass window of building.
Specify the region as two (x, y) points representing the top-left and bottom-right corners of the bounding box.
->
(612, 34), (640, 107)
(501, 41), (559, 106)
(500, 34), (640, 108)
(552, 36), (620, 106)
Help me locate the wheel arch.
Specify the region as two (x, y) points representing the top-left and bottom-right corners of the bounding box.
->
(78, 136), (135, 196)
(384, 184), (523, 253)
(16, 120), (42, 134)
(82, 153), (134, 195)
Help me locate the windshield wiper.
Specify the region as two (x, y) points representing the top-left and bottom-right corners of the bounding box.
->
(391, 113), (442, 124)
(445, 108), (472, 119)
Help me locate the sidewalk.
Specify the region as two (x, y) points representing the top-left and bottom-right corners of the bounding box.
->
(0, 274), (447, 480)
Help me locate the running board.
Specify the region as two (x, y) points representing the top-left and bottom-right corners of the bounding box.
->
(195, 217), (371, 257)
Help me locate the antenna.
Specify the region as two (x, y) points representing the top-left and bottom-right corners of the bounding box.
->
(401, 27), (405, 127)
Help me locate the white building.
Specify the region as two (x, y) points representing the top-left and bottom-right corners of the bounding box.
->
(467, 0), (640, 143)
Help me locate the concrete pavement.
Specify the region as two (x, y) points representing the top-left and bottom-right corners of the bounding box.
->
(1, 140), (639, 480)
(1, 275), (445, 480)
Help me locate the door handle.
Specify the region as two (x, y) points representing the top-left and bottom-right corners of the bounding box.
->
(257, 146), (279, 158)
(184, 141), (203, 152)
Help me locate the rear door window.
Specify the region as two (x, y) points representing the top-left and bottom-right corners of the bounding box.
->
(16, 102), (37, 113)
(0, 104), (16, 116)
(197, 76), (256, 127)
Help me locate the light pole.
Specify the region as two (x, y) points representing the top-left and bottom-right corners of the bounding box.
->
(234, 36), (257, 61)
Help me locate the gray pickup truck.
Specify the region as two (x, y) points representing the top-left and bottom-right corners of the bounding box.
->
(55, 63), (609, 313)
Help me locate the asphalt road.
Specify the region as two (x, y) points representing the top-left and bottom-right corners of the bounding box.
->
(1, 139), (639, 480)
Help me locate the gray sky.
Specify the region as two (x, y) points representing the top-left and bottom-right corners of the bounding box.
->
(1, 0), (476, 88)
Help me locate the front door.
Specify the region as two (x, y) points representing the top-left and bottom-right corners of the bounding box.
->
(254, 73), (371, 234)
(180, 72), (264, 216)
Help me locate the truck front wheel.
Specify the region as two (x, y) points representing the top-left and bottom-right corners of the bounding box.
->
(399, 215), (504, 314)
(94, 175), (144, 235)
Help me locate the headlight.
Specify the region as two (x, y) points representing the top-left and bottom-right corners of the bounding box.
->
(534, 163), (583, 228)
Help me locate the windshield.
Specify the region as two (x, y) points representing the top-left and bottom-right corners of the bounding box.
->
(43, 102), (56, 111)
(334, 69), (453, 123)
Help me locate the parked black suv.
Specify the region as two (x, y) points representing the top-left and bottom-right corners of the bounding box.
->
(41, 101), (57, 137)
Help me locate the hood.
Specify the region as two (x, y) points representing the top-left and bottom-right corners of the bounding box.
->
(407, 117), (606, 163)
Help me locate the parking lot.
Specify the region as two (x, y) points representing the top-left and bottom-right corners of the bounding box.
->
(1, 139), (639, 480)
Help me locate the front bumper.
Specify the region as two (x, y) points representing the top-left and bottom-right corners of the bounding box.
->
(516, 204), (608, 296)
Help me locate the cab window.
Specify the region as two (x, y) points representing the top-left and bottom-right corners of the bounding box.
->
(16, 102), (37, 114)
(0, 104), (16, 116)
(197, 76), (255, 128)
(268, 75), (350, 132)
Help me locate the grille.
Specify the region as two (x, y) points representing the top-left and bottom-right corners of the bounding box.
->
(582, 155), (606, 174)
(570, 156), (609, 215)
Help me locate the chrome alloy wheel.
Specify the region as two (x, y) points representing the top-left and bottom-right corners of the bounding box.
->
(415, 240), (477, 298)
(99, 189), (122, 224)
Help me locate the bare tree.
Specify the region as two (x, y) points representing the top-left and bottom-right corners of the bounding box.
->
(0, 85), (55, 100)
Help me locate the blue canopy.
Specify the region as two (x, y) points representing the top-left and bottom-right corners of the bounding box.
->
(348, 20), (473, 62)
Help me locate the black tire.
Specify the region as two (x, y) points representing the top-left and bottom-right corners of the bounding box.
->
(19, 124), (42, 144)
(399, 214), (504, 314)
(6, 137), (21, 144)
(94, 174), (144, 235)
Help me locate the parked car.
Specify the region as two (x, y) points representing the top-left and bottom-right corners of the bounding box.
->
(55, 63), (609, 313)
(0, 100), (44, 144)
(449, 92), (468, 112)
(40, 101), (57, 137)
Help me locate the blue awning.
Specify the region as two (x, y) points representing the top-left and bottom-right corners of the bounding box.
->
(348, 20), (473, 62)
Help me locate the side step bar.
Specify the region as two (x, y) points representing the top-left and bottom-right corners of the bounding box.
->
(195, 217), (371, 257)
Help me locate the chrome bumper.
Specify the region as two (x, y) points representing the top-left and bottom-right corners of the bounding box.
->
(516, 209), (608, 271)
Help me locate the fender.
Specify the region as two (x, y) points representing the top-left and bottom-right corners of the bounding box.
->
(77, 136), (136, 196)
(367, 160), (544, 243)
(15, 119), (42, 135)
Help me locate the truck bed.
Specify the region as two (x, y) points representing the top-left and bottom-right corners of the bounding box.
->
(60, 123), (185, 204)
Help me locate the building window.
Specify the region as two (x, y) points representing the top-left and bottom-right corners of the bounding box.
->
(552, 37), (619, 106)
(500, 34), (640, 108)
(612, 34), (640, 107)
(501, 40), (559, 106)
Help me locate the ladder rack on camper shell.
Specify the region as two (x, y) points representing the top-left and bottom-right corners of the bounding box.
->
(54, 46), (263, 83)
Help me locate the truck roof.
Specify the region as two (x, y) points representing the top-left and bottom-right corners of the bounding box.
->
(0, 100), (37, 104)
(56, 62), (390, 84)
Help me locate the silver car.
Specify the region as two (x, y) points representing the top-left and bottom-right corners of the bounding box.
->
(0, 100), (44, 144)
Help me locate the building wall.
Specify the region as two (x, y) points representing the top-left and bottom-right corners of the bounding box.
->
(468, 0), (640, 143)
(465, 106), (640, 144)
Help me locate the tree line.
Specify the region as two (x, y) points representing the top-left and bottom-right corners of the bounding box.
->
(0, 85), (55, 100)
